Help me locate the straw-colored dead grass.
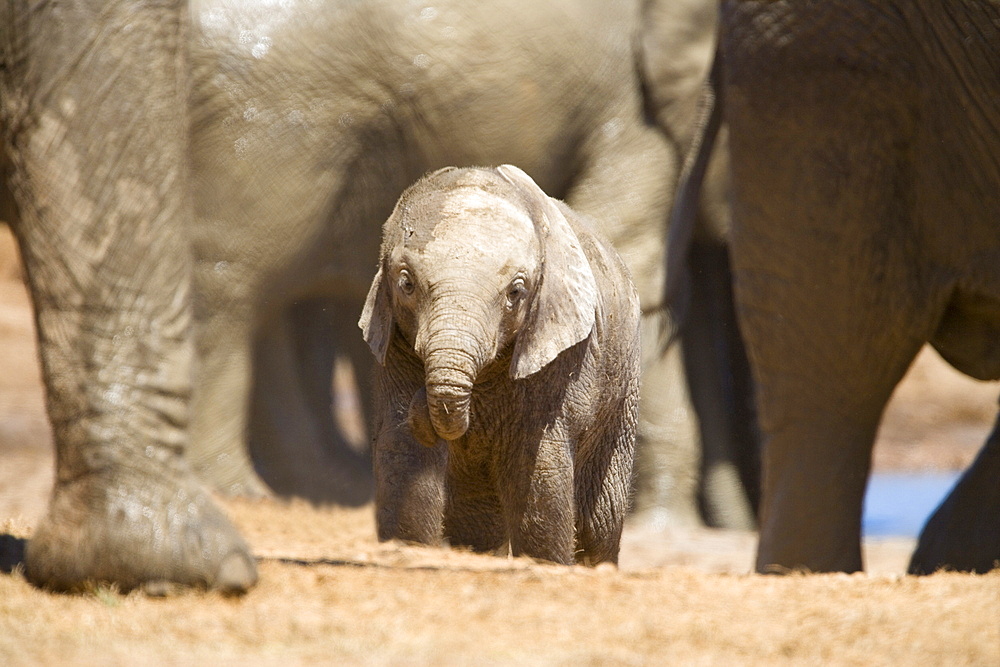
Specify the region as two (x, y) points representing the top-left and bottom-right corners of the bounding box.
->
(1, 499), (997, 666)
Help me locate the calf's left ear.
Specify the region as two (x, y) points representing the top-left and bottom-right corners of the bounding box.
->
(497, 165), (598, 379)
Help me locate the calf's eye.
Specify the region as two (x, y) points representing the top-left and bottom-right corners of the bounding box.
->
(398, 269), (415, 295)
(507, 276), (527, 306)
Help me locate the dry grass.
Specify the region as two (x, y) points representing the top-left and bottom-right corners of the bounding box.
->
(1, 500), (997, 666)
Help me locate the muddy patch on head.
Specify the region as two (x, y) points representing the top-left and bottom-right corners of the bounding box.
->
(417, 187), (537, 268)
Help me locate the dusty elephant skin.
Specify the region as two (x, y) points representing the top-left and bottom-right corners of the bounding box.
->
(0, 2), (256, 592)
(672, 0), (1000, 574)
(186, 0), (759, 528)
(360, 166), (641, 565)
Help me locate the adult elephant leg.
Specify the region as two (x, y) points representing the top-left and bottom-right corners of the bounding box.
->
(909, 406), (1000, 574)
(297, 296), (374, 480)
(632, 327), (702, 526)
(566, 122), (702, 527)
(186, 83), (382, 500)
(724, 2), (935, 572)
(232, 161), (396, 503)
(3, 1), (255, 592)
(188, 295), (269, 498)
(342, 316), (376, 455)
(638, 0), (764, 528)
(188, 224), (370, 501)
(247, 297), (373, 505)
(735, 241), (924, 573)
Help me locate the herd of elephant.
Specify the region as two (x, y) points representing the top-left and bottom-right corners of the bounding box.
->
(0, 0), (997, 593)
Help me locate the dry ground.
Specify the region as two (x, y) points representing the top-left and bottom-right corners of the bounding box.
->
(1, 226), (998, 664)
(2, 502), (998, 666)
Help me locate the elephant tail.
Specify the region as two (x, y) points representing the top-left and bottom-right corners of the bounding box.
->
(663, 45), (724, 343)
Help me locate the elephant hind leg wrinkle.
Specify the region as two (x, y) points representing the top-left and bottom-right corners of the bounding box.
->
(746, 244), (927, 573)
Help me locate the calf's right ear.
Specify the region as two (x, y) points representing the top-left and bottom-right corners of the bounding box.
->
(358, 264), (393, 365)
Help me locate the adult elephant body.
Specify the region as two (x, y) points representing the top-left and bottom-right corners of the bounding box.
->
(677, 0), (1000, 573)
(187, 0), (755, 523)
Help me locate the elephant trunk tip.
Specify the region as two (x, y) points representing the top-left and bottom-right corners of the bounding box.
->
(425, 381), (472, 442)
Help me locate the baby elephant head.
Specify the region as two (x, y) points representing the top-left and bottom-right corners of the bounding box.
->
(359, 165), (598, 444)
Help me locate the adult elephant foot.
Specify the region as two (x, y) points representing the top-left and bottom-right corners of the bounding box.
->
(23, 467), (257, 594)
(909, 412), (1000, 575)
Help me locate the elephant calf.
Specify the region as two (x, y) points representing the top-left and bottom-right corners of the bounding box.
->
(359, 165), (641, 565)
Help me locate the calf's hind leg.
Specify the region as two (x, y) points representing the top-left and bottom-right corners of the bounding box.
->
(574, 400), (638, 565)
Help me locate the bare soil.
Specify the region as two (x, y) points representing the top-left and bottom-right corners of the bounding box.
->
(1, 226), (998, 665)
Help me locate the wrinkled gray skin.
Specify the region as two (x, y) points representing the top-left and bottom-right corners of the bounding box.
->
(187, 0), (758, 528)
(673, 0), (1000, 573)
(360, 166), (640, 565)
(0, 1), (256, 592)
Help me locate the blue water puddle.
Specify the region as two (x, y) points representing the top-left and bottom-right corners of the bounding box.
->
(862, 471), (962, 538)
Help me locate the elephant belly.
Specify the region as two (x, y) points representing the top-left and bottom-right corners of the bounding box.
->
(931, 287), (1000, 381)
